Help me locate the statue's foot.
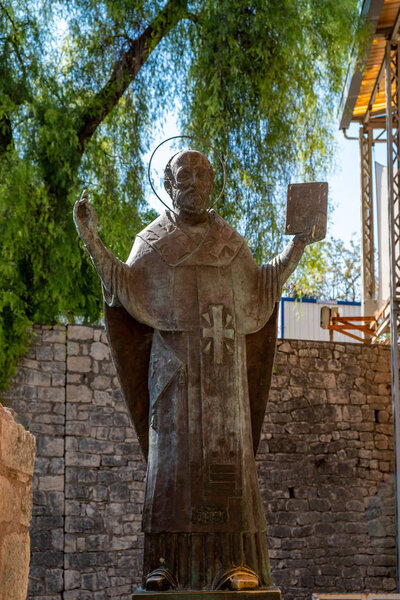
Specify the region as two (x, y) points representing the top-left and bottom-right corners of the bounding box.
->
(145, 567), (178, 591)
(213, 566), (261, 591)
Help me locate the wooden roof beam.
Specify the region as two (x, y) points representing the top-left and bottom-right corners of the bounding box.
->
(364, 54), (386, 123)
(339, 0), (385, 130)
(392, 6), (400, 40)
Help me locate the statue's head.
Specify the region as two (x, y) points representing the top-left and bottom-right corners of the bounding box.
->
(164, 149), (215, 215)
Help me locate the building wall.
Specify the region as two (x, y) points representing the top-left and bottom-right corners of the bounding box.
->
(279, 298), (362, 343)
(1, 325), (396, 600)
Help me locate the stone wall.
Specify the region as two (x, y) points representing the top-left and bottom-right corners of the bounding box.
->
(0, 403), (36, 600)
(262, 340), (395, 599)
(1, 326), (396, 600)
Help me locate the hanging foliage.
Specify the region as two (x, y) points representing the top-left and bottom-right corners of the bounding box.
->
(0, 0), (361, 389)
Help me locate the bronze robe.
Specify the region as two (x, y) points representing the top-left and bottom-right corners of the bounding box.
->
(103, 210), (287, 589)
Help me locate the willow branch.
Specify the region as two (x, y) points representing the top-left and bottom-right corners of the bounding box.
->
(0, 1), (26, 74)
(76, 0), (191, 154)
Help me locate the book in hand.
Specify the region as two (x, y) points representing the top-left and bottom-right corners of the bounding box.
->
(285, 182), (328, 242)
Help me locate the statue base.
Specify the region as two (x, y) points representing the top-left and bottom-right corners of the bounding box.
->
(134, 589), (281, 600)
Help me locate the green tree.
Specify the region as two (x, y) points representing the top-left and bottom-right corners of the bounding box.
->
(0, 0), (360, 389)
(284, 236), (361, 301)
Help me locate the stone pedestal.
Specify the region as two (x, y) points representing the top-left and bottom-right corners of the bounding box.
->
(134, 589), (281, 600)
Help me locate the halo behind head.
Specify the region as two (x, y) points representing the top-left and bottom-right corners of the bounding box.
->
(147, 135), (226, 214)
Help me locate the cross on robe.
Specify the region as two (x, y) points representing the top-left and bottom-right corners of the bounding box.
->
(202, 304), (235, 365)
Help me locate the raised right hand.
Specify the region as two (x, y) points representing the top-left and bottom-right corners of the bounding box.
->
(73, 189), (98, 238)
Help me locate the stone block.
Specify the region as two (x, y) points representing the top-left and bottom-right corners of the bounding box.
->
(66, 421), (91, 436)
(52, 528), (65, 551)
(109, 483), (130, 501)
(37, 436), (64, 457)
(68, 325), (94, 341)
(65, 451), (101, 467)
(35, 413), (65, 425)
(63, 591), (93, 600)
(77, 469), (97, 484)
(37, 386), (65, 403)
(109, 428), (126, 441)
(278, 341), (294, 354)
(89, 409), (114, 426)
(0, 531), (30, 600)
(42, 329), (66, 343)
(289, 368), (308, 387)
(378, 382), (391, 395)
(22, 369), (52, 386)
(31, 549), (64, 568)
(79, 438), (113, 454)
(45, 568), (64, 592)
(64, 551), (97, 569)
(36, 345), (54, 361)
(65, 534), (77, 553)
(41, 360), (66, 374)
(82, 571), (98, 590)
(91, 376), (112, 390)
(68, 341), (81, 356)
(67, 356), (92, 373)
(48, 457), (65, 475)
(66, 436), (79, 451)
(67, 385), (93, 403)
(65, 569), (81, 590)
(342, 405), (363, 422)
(111, 535), (138, 550)
(90, 342), (110, 361)
(80, 343), (89, 356)
(308, 372), (336, 389)
(101, 361), (116, 376)
(326, 389), (348, 404)
(54, 343), (67, 361)
(38, 476), (64, 492)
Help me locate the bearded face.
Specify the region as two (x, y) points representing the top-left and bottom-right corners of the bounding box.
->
(165, 150), (215, 215)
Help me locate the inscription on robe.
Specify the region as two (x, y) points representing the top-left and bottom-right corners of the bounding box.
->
(191, 505), (228, 524)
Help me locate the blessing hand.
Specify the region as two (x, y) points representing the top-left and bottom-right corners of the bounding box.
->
(73, 189), (98, 239)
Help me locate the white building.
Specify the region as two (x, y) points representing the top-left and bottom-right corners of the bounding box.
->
(278, 297), (362, 343)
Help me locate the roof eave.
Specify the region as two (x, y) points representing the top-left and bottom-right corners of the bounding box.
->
(338, 0), (385, 131)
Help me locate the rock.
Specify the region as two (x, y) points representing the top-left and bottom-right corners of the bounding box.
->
(0, 411), (36, 475)
(0, 532), (30, 600)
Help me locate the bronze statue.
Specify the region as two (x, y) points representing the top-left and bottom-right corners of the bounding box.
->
(73, 149), (319, 596)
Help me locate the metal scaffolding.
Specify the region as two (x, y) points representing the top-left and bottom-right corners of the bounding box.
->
(340, 1), (400, 588)
(386, 40), (400, 586)
(359, 126), (376, 316)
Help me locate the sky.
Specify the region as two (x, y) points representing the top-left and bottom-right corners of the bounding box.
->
(327, 124), (361, 243)
(327, 122), (387, 245)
